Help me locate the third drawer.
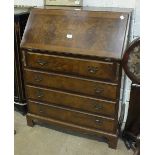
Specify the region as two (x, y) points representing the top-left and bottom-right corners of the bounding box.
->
(26, 85), (116, 118)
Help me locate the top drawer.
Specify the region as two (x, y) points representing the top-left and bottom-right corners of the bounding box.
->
(25, 51), (120, 82)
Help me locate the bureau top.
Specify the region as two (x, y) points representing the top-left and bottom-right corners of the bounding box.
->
(21, 7), (132, 60)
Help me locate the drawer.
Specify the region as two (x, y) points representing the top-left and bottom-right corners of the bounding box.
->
(28, 101), (116, 133)
(25, 69), (118, 100)
(25, 52), (119, 82)
(26, 85), (116, 118)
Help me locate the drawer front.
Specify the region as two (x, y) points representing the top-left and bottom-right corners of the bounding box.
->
(25, 52), (119, 82)
(28, 101), (116, 133)
(25, 69), (118, 100)
(26, 86), (116, 118)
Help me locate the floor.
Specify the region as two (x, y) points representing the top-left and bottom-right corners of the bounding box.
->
(14, 111), (133, 155)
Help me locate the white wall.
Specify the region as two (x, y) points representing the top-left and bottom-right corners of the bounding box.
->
(14, 0), (44, 6)
(134, 0), (140, 37)
(83, 0), (135, 8)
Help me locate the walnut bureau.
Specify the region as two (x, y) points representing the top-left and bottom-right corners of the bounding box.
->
(21, 7), (132, 149)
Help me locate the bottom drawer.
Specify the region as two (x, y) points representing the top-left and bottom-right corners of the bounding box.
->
(28, 100), (116, 133)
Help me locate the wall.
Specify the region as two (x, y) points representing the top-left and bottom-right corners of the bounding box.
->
(83, 0), (135, 8)
(14, 0), (44, 6)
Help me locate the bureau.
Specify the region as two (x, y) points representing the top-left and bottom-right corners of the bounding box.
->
(21, 6), (132, 149)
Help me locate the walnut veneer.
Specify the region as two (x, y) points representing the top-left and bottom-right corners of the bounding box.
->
(21, 7), (132, 149)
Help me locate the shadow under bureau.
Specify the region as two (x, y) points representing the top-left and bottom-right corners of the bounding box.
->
(21, 6), (132, 149)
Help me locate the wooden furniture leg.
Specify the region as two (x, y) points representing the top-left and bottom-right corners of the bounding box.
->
(26, 115), (34, 127)
(108, 137), (118, 149)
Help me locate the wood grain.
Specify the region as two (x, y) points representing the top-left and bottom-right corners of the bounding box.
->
(21, 7), (132, 149)
(28, 100), (116, 133)
(25, 52), (119, 82)
(26, 85), (116, 118)
(25, 69), (118, 100)
(21, 8), (129, 60)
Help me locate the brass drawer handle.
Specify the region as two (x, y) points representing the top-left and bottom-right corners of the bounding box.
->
(37, 94), (44, 98)
(94, 104), (103, 110)
(95, 119), (103, 125)
(36, 59), (48, 66)
(95, 88), (104, 94)
(39, 109), (44, 113)
(38, 107), (44, 114)
(34, 76), (43, 82)
(87, 66), (98, 74)
(36, 91), (44, 98)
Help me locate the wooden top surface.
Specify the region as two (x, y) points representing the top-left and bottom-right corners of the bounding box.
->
(21, 7), (132, 60)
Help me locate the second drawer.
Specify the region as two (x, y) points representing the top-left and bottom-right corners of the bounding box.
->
(25, 69), (118, 100)
(26, 85), (116, 118)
